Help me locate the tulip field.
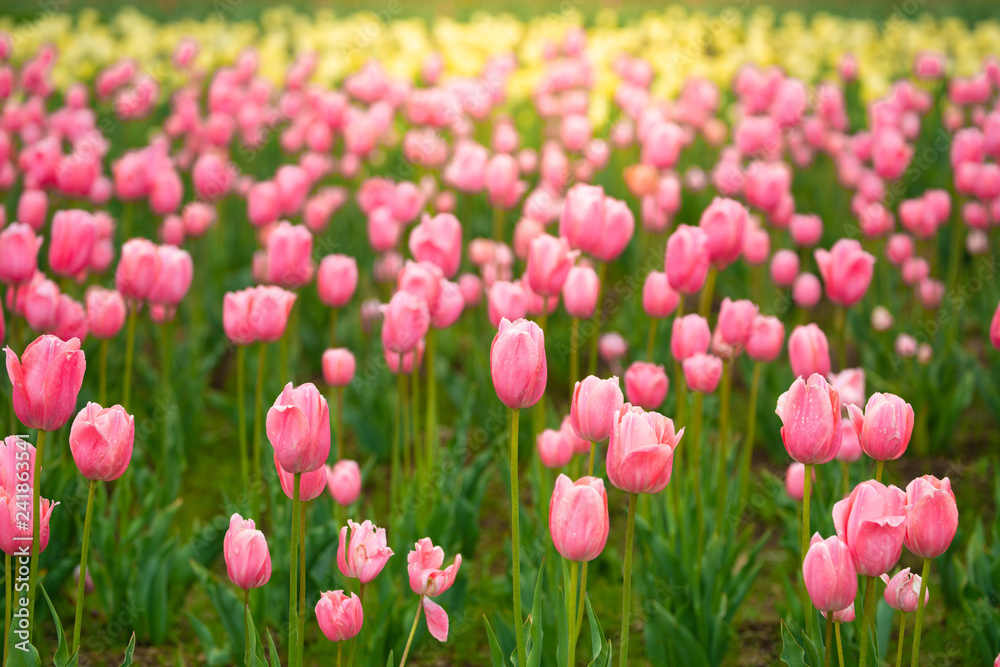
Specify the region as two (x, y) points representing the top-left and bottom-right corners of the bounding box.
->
(3, 2), (1000, 666)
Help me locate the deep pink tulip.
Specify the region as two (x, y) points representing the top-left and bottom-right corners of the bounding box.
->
(322, 348), (355, 387)
(718, 298), (758, 346)
(223, 286), (296, 345)
(775, 373), (842, 465)
(0, 223), (43, 286)
(266, 382), (331, 474)
(699, 197), (747, 268)
(903, 475), (958, 559)
(833, 480), (907, 576)
(846, 392), (914, 462)
(881, 568), (928, 613)
(326, 460), (362, 507)
(769, 249), (800, 288)
(788, 324), (830, 378)
(409, 213), (463, 278)
(69, 402), (134, 481)
(683, 353), (723, 393)
(670, 314), (711, 361)
(317, 255), (358, 308)
(5, 334), (86, 431)
(381, 290), (430, 353)
(223, 513), (272, 591)
(665, 224), (711, 294)
(803, 533), (858, 612)
(115, 238), (161, 301)
(562, 265), (600, 319)
(147, 245), (193, 306)
(642, 271), (679, 318)
(0, 489), (57, 556)
(606, 403), (684, 494)
(549, 474), (609, 562)
(265, 222), (314, 288)
(337, 519), (394, 584)
(624, 362), (668, 409)
(274, 452), (327, 501)
(570, 375), (625, 442)
(48, 210), (98, 279)
(814, 239), (876, 307)
(315, 590), (364, 642)
(526, 234), (577, 297)
(537, 428), (573, 468)
(746, 315), (785, 362)
(490, 318), (546, 410)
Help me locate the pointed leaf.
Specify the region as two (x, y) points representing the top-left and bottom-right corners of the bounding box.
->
(385, 650), (394, 667)
(266, 629), (281, 667)
(482, 615), (508, 667)
(526, 560), (545, 667)
(118, 633), (136, 667)
(39, 584), (71, 667)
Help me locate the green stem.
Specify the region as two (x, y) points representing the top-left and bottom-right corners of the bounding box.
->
(569, 318), (580, 393)
(835, 623), (844, 667)
(859, 575), (875, 667)
(909, 558), (931, 667)
(645, 318), (658, 361)
(895, 611), (907, 667)
(298, 501), (306, 666)
(574, 562), (588, 644)
(98, 339), (108, 407)
(335, 387), (344, 461)
(237, 346), (249, 499)
(289, 474), (300, 667)
(391, 373), (403, 513)
(802, 463), (813, 640)
(739, 361), (761, 507)
(834, 306), (847, 369)
(253, 343), (266, 520)
(279, 330), (290, 387)
(399, 597), (424, 667)
(492, 207), (504, 241)
(411, 366), (421, 480)
(72, 479), (96, 654)
(346, 583), (364, 667)
(28, 429), (46, 638)
(618, 493), (638, 667)
(875, 460), (884, 485)
(425, 328), (437, 475)
(587, 262), (607, 376)
(337, 641), (342, 667)
(567, 560), (579, 667)
(586, 441), (595, 477)
(510, 408), (526, 667)
(329, 307), (339, 348)
(698, 267), (717, 318)
(122, 306), (138, 411)
(244, 588), (250, 667)
(824, 612), (833, 667)
(841, 460), (850, 498)
(402, 371), (411, 475)
(691, 392), (705, 549)
(715, 361), (732, 531)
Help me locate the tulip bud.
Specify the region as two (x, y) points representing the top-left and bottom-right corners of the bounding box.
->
(803, 533), (858, 612)
(536, 429), (573, 469)
(775, 373), (842, 465)
(846, 392), (914, 461)
(266, 382), (331, 474)
(326, 460), (362, 507)
(570, 376), (625, 442)
(606, 404), (684, 494)
(549, 474), (609, 562)
(224, 513), (272, 591)
(903, 475), (958, 559)
(322, 348), (356, 387)
(69, 402), (134, 481)
(315, 591), (364, 642)
(788, 324), (831, 378)
(623, 362), (668, 410)
(683, 353), (723, 393)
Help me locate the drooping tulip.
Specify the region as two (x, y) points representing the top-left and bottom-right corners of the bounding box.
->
(606, 404), (684, 495)
(548, 474), (609, 562)
(490, 318), (546, 410)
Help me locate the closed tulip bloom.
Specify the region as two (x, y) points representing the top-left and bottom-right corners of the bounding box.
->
(527, 234), (577, 297)
(0, 490), (57, 556)
(266, 222), (314, 288)
(490, 318), (546, 410)
(833, 480), (907, 576)
(770, 249), (800, 288)
(590, 197), (635, 263)
(776, 373), (842, 465)
(247, 181), (281, 226)
(385, 340), (425, 375)
(266, 382), (331, 474)
(606, 404), (684, 494)
(486, 281), (526, 329)
(788, 324), (831, 378)
(790, 214), (823, 247)
(719, 298), (758, 346)
(322, 348), (355, 387)
(670, 314), (711, 361)
(115, 238), (161, 301)
(895, 333), (918, 358)
(746, 315), (785, 362)
(53, 295), (89, 343)
(223, 513), (272, 591)
(559, 183), (606, 252)
(846, 392), (914, 462)
(6, 334), (86, 431)
(792, 273), (822, 309)
(665, 224), (710, 294)
(69, 402), (134, 481)
(836, 418), (863, 462)
(683, 353), (723, 393)
(642, 271), (679, 318)
(0, 223), (44, 286)
(367, 206), (401, 252)
(223, 286), (296, 345)
(337, 519), (394, 584)
(828, 368), (866, 410)
(409, 213), (463, 278)
(537, 429), (573, 468)
(903, 475), (958, 559)
(881, 568), (928, 612)
(560, 415), (591, 455)
(814, 240), (875, 307)
(785, 463), (816, 501)
(147, 245), (193, 306)
(458, 273), (482, 307)
(802, 533), (858, 612)
(598, 333), (628, 364)
(624, 362), (668, 409)
(326, 460), (362, 507)
(549, 474), (609, 562)
(48, 210), (98, 278)
(699, 197), (747, 268)
(432, 280), (464, 326)
(382, 290), (430, 353)
(274, 453), (327, 501)
(570, 375), (625, 442)
(315, 590), (363, 642)
(871, 306), (894, 332)
(397, 261), (443, 310)
(562, 265), (600, 319)
(17, 190), (48, 230)
(317, 255), (358, 308)
(885, 234), (915, 266)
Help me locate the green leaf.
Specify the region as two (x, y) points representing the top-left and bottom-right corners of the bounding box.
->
(646, 601), (710, 667)
(39, 583), (76, 667)
(482, 615), (507, 667)
(118, 633), (136, 667)
(4, 619), (40, 667)
(245, 606), (268, 667)
(556, 561), (569, 667)
(779, 621), (821, 667)
(584, 597), (613, 667)
(525, 560), (545, 667)
(266, 629), (281, 667)
(385, 650), (394, 667)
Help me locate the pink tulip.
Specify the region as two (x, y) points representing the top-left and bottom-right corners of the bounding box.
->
(788, 324), (830, 378)
(699, 197), (747, 269)
(833, 480), (907, 576)
(147, 245), (193, 306)
(785, 463), (815, 501)
(490, 318), (546, 410)
(431, 279), (464, 329)
(223, 286), (296, 345)
(265, 222), (314, 288)
(549, 474), (609, 562)
(326, 460), (362, 507)
(317, 255), (358, 309)
(322, 348), (355, 387)
(828, 368), (866, 410)
(665, 224), (710, 294)
(537, 428), (573, 468)
(792, 273), (822, 309)
(0, 223), (43, 286)
(487, 281), (527, 329)
(409, 213), (463, 278)
(398, 261), (443, 311)
(458, 273), (482, 307)
(384, 341), (424, 375)
(886, 234), (915, 266)
(382, 290), (430, 353)
(275, 164), (310, 216)
(606, 404), (684, 494)
(836, 417), (863, 462)
(775, 373), (842, 465)
(881, 568), (928, 613)
(670, 314), (711, 361)
(562, 265), (600, 319)
(746, 315), (785, 362)
(790, 214), (823, 248)
(895, 334), (918, 358)
(846, 392), (914, 462)
(484, 153), (524, 210)
(69, 402), (134, 481)
(814, 240), (876, 307)
(718, 298), (758, 346)
(315, 590), (364, 642)
(192, 152), (233, 201)
(115, 238), (161, 301)
(871, 306), (894, 332)
(274, 452), (327, 501)
(598, 333), (628, 364)
(53, 296), (89, 343)
(559, 415), (591, 455)
(0, 489), (57, 556)
(407, 538), (462, 641)
(903, 475), (958, 559)
(149, 169), (183, 214)
(17, 189), (47, 230)
(223, 513), (272, 590)
(527, 235), (577, 298)
(337, 519), (394, 584)
(624, 362), (668, 410)
(48, 210), (98, 279)
(367, 206), (401, 252)
(5, 334), (86, 431)
(570, 375), (625, 442)
(266, 382), (331, 474)
(872, 128), (912, 181)
(803, 533), (858, 612)
(642, 271), (680, 318)
(86, 287), (126, 341)
(683, 353), (723, 393)
(769, 249), (800, 288)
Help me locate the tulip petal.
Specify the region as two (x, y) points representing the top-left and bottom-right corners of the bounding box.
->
(422, 596), (449, 642)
